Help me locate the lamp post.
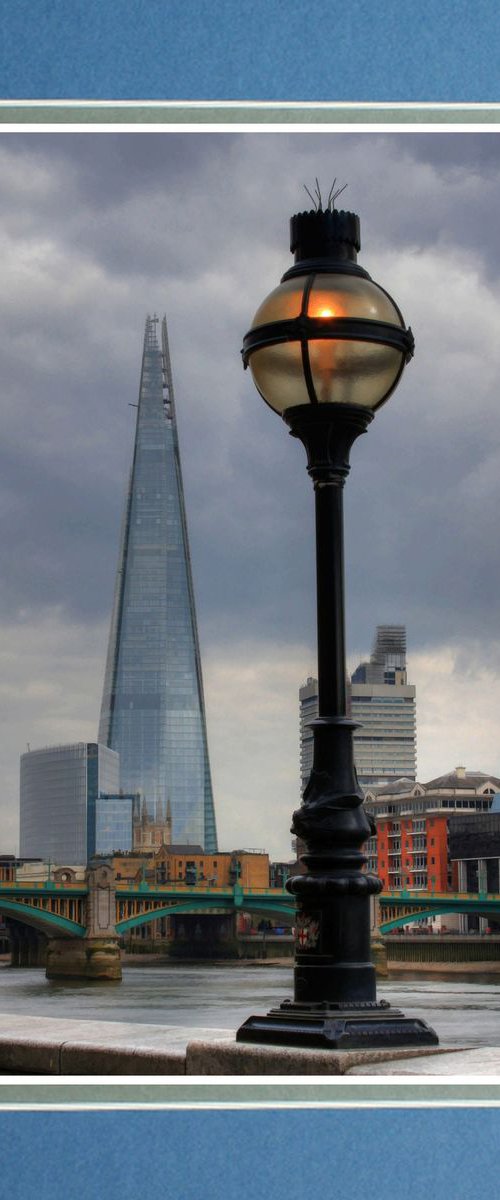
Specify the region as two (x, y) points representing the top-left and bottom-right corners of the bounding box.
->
(237, 197), (438, 1049)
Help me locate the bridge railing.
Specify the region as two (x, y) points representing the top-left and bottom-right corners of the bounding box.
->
(381, 889), (500, 903)
(0, 880), (290, 898)
(115, 882), (289, 896)
(0, 881), (87, 892)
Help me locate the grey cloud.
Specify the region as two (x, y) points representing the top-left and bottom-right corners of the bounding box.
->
(1, 130), (500, 671)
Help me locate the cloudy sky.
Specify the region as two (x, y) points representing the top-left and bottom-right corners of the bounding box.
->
(1, 129), (500, 859)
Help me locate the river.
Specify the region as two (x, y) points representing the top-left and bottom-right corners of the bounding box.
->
(0, 962), (499, 1047)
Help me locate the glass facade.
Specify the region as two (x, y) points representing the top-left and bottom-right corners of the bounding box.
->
(93, 794), (136, 856)
(99, 316), (217, 851)
(19, 742), (119, 865)
(448, 813), (500, 863)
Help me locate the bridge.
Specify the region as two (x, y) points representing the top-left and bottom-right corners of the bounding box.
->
(0, 879), (294, 937)
(0, 865), (294, 978)
(2, 870), (498, 977)
(115, 880), (294, 933)
(379, 889), (500, 932)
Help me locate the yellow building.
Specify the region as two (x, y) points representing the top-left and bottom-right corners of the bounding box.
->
(159, 847), (269, 888)
(113, 844), (269, 888)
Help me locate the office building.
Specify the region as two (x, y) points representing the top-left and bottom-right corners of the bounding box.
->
(350, 625), (416, 785)
(299, 675), (318, 801)
(351, 624), (407, 684)
(299, 625), (416, 793)
(99, 315), (218, 851)
(448, 801), (500, 931)
(449, 806), (500, 894)
(19, 742), (120, 865)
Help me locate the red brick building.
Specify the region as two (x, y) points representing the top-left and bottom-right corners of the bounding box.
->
(364, 768), (500, 893)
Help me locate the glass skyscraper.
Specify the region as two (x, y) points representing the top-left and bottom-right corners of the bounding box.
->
(99, 315), (218, 851)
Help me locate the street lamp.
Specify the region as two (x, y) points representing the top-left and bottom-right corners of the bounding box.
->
(237, 196), (438, 1049)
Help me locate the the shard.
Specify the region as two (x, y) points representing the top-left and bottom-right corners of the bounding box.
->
(99, 315), (218, 851)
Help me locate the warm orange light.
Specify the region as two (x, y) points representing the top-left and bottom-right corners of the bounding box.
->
(318, 308), (334, 318)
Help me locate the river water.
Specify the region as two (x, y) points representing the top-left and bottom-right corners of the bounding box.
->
(0, 963), (499, 1047)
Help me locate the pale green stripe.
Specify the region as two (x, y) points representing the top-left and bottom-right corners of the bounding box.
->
(1, 104), (500, 125)
(0, 1083), (500, 1105)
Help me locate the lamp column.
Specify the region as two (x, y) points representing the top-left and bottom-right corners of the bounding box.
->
(236, 198), (438, 1049)
(284, 402), (379, 1007)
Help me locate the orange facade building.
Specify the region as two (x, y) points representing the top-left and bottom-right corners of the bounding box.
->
(364, 768), (500, 893)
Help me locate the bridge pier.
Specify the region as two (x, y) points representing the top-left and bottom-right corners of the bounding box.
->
(45, 934), (121, 980)
(370, 896), (388, 978)
(46, 862), (121, 981)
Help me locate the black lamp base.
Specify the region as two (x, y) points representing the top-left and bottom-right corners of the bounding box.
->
(236, 999), (438, 1051)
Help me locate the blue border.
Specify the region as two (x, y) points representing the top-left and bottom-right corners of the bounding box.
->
(2, 4), (500, 1196)
(0, 1109), (497, 1198)
(2, 0), (500, 102)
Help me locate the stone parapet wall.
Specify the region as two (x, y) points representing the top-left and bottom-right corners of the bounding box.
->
(0, 1013), (445, 1075)
(385, 936), (500, 963)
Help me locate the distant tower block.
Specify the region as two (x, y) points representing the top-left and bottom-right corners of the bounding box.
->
(300, 624), (416, 793)
(99, 315), (218, 851)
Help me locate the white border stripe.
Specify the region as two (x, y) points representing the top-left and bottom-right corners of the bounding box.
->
(0, 123), (496, 135)
(0, 1069), (483, 1087)
(1, 101), (500, 111)
(0, 1069), (489, 1086)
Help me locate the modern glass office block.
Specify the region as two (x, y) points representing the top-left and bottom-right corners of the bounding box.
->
(19, 742), (119, 865)
(93, 793), (137, 856)
(99, 316), (218, 851)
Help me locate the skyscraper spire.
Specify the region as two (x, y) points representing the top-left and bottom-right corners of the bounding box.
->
(99, 315), (218, 851)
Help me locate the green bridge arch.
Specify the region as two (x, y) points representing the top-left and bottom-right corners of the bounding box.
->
(380, 901), (500, 933)
(117, 897), (295, 934)
(0, 899), (86, 938)
(117, 900), (234, 934)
